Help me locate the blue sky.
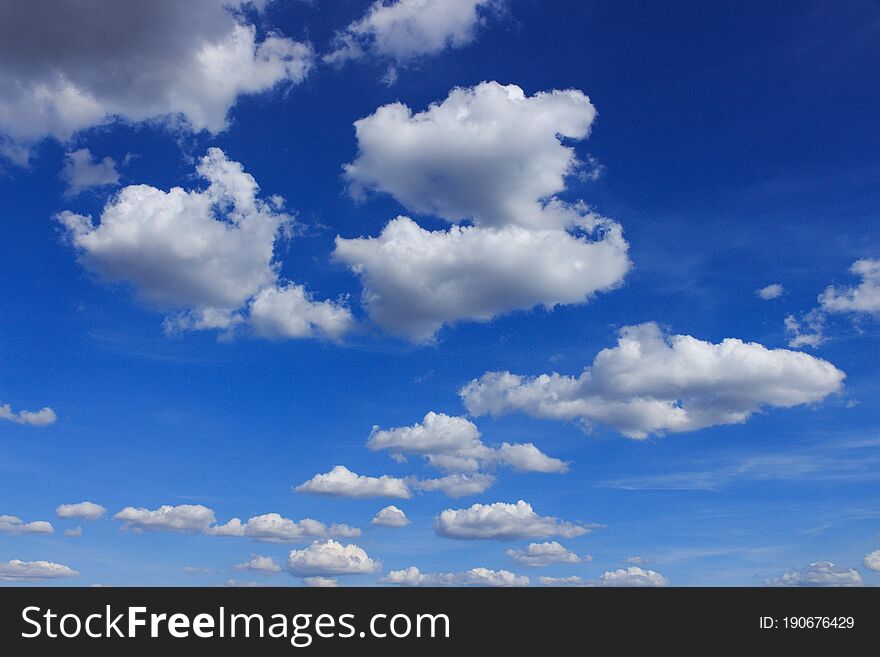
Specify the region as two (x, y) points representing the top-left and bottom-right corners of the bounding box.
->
(1, 0), (879, 587)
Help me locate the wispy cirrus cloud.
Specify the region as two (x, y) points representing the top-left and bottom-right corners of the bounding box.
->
(597, 436), (880, 491)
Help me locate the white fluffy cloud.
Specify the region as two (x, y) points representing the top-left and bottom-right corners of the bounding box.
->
(506, 541), (590, 567)
(820, 258), (880, 317)
(0, 515), (54, 535)
(493, 443), (568, 473)
(380, 566), (428, 586)
(413, 473), (496, 497)
(462, 322), (845, 438)
(334, 82), (631, 341)
(326, 0), (499, 65)
(335, 217), (629, 343)
(287, 540), (380, 577)
(114, 504), (216, 533)
(756, 283), (784, 300)
(371, 506), (410, 527)
(0, 1), (312, 161)
(61, 149), (119, 196)
(434, 500), (591, 540)
(368, 412), (481, 458)
(333, 217), (629, 342)
(342, 82), (596, 229)
(58, 147), (285, 310)
(769, 562), (864, 587)
(597, 567), (669, 587)
(294, 465), (412, 499)
(367, 411), (567, 474)
(0, 559), (79, 582)
(56, 501), (106, 521)
(234, 556), (282, 573)
(0, 403), (56, 426)
(57, 148), (352, 340)
(863, 550), (880, 571)
(381, 566), (528, 587)
(248, 284), (355, 341)
(464, 567), (528, 588)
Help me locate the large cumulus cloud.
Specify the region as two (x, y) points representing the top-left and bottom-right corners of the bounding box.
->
(334, 82), (631, 342)
(462, 322), (845, 438)
(58, 148), (353, 340)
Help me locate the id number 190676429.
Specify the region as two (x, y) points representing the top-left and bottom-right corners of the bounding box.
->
(759, 616), (855, 630)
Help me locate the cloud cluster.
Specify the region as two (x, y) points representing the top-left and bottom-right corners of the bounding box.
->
(381, 565), (528, 587)
(367, 411), (567, 474)
(370, 506), (410, 527)
(462, 322), (845, 438)
(864, 550), (880, 571)
(56, 501), (106, 520)
(296, 463), (516, 499)
(0, 515), (54, 535)
(0, 403), (56, 427)
(326, 0), (499, 67)
(334, 81), (630, 341)
(786, 259), (880, 348)
(0, 559), (79, 582)
(114, 504), (358, 542)
(209, 514), (360, 543)
(298, 402), (569, 501)
(769, 562), (864, 587)
(434, 500), (591, 540)
(287, 540), (380, 577)
(785, 309), (826, 349)
(58, 148), (353, 340)
(538, 567), (668, 587)
(0, 1), (312, 162)
(505, 541), (590, 567)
